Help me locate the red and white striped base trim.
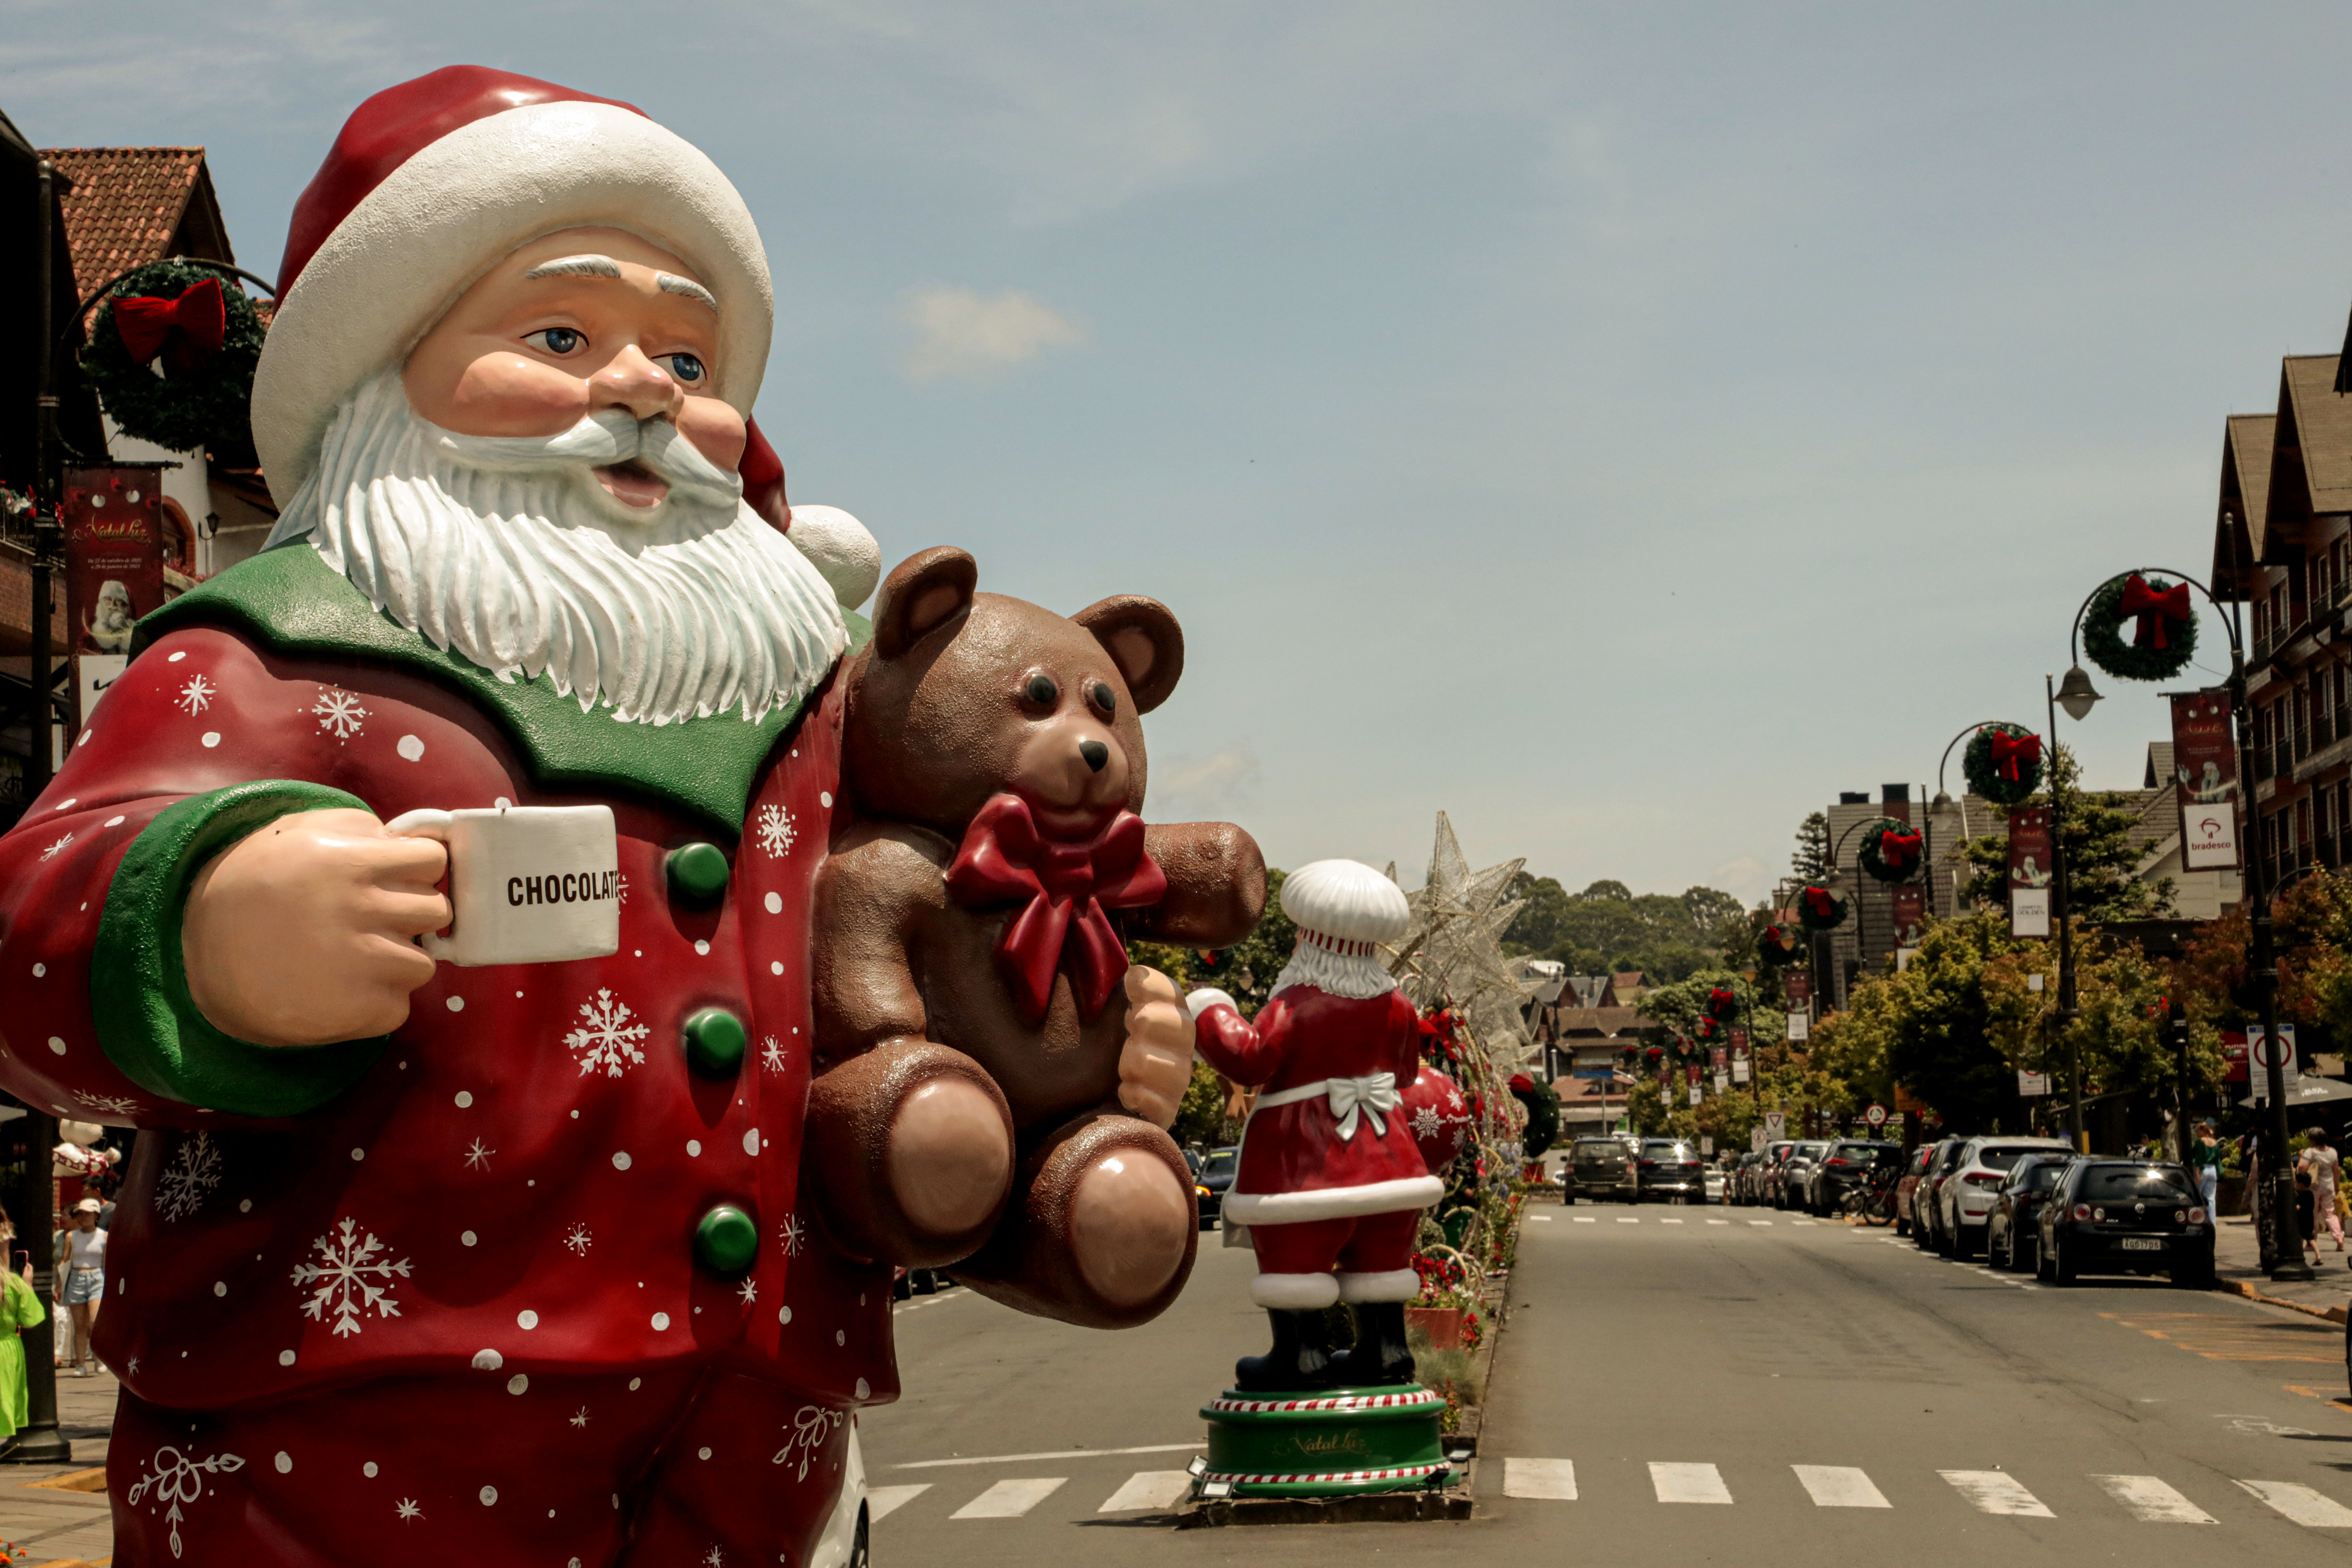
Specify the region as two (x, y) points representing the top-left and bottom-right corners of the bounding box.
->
(1298, 927), (1382, 957)
(1206, 1390), (1445, 1414)
(1200, 1461), (1451, 1486)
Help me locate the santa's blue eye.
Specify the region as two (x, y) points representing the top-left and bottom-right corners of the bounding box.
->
(664, 352), (706, 384)
(525, 327), (584, 356)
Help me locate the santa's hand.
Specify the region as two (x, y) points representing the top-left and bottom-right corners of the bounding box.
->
(182, 808), (450, 1048)
(1116, 965), (1192, 1129)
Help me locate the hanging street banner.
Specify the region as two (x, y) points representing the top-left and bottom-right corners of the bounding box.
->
(2220, 1030), (2250, 1083)
(2169, 691), (2241, 870)
(1786, 1010), (1810, 1042)
(1709, 1045), (1729, 1071)
(2007, 805), (2053, 938)
(1785, 971), (1811, 1006)
(1891, 883), (1925, 946)
(63, 464), (168, 724)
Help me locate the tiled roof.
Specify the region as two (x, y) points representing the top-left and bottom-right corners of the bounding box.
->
(1554, 1007), (1650, 1037)
(40, 147), (218, 300)
(2274, 355), (2352, 529)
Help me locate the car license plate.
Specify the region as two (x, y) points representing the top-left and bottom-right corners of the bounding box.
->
(2118, 1237), (2162, 1251)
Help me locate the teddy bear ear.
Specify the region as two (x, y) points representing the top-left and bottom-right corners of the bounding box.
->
(872, 547), (978, 659)
(1072, 595), (1185, 714)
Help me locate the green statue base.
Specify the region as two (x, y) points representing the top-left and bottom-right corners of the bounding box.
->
(1195, 1385), (1454, 1497)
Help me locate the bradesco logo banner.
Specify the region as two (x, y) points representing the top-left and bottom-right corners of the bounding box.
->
(509, 867), (623, 908)
(2219, 1031), (2249, 1083)
(63, 466), (164, 657)
(2169, 691), (2240, 870)
(2007, 806), (2052, 938)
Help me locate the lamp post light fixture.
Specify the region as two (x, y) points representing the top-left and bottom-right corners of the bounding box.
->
(2055, 665), (2103, 722)
(2063, 566), (2309, 1283)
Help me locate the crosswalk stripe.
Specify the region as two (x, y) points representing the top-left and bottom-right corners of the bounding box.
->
(951, 1478), (1068, 1519)
(2236, 1479), (2352, 1527)
(1792, 1465), (1889, 1508)
(1097, 1471), (1193, 1512)
(867, 1484), (930, 1522)
(1504, 1458), (1578, 1500)
(2092, 1474), (2214, 1523)
(1941, 1470), (2053, 1517)
(1650, 1462), (1732, 1504)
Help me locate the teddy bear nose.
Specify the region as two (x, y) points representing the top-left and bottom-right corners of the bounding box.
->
(1080, 740), (1110, 774)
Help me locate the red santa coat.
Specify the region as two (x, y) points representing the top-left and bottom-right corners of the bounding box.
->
(1193, 985), (1444, 1225)
(0, 546), (879, 1561)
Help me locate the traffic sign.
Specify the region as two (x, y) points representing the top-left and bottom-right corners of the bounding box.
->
(1763, 1111), (1786, 1142)
(1864, 1102), (1887, 1127)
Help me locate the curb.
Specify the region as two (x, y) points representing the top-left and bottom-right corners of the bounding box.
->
(2218, 1276), (2350, 1325)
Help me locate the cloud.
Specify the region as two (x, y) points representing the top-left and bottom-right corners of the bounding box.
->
(898, 285), (1089, 383)
(1150, 742), (1260, 817)
(1708, 856), (1773, 907)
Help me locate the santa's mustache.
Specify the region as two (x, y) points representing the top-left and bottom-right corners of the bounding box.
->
(422, 407), (744, 509)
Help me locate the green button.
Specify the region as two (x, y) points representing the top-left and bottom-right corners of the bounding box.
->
(683, 1007), (746, 1075)
(695, 1204), (759, 1275)
(666, 841), (730, 903)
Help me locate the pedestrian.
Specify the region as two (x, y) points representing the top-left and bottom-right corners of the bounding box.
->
(0, 1208), (42, 1456)
(52, 1197), (104, 1377)
(2298, 1129), (2343, 1259)
(2191, 1120), (2223, 1216)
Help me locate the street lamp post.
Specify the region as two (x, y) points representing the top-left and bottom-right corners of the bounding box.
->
(2060, 564), (2310, 1283)
(2043, 674), (2084, 1153)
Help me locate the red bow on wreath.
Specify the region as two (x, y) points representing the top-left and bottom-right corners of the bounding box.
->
(1877, 831), (1922, 870)
(1802, 886), (1838, 920)
(2118, 574), (2191, 650)
(1988, 730), (2041, 782)
(113, 277), (227, 376)
(1706, 985), (1738, 1022)
(945, 793), (1168, 1025)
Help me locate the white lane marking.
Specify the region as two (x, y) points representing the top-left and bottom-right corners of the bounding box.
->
(1531, 1214), (1555, 1222)
(1504, 1458), (1578, 1500)
(2236, 1479), (2352, 1527)
(1098, 1471), (1194, 1512)
(868, 1484), (931, 1522)
(1792, 1465), (1889, 1508)
(897, 1442), (1199, 1470)
(952, 1478), (1068, 1519)
(1617, 1217), (1640, 1224)
(1650, 1462), (1732, 1504)
(1706, 1219), (1730, 1226)
(1660, 1218), (1684, 1225)
(1749, 1220), (1772, 1227)
(2091, 1475), (2214, 1523)
(1573, 1217), (1596, 1224)
(1791, 1219), (1816, 1226)
(1941, 1470), (2053, 1517)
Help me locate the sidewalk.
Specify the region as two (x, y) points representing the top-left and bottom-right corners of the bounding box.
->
(2213, 1214), (2352, 1324)
(4, 1363), (118, 1567)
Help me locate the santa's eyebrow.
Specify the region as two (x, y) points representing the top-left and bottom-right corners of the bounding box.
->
(523, 254), (625, 281)
(656, 273), (719, 312)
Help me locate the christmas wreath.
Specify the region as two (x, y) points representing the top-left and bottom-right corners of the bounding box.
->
(1962, 723), (2043, 806)
(2083, 572), (2197, 682)
(80, 260), (267, 460)
(1860, 819), (1924, 883)
(1796, 883), (1848, 933)
(1705, 985), (1739, 1024)
(1758, 922), (1806, 966)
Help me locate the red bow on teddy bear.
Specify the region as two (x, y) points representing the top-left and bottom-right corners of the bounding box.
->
(946, 793), (1169, 1025)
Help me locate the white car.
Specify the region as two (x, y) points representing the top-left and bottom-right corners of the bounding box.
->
(1937, 1136), (2074, 1258)
(1703, 1168), (1728, 1204)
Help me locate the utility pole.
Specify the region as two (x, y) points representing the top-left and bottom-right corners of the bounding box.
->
(2168, 997), (2190, 1163)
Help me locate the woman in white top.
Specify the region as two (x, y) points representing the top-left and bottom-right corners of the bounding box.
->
(53, 1199), (105, 1376)
(2299, 1130), (2344, 1259)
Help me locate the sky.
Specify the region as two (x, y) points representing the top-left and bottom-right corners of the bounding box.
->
(6, 2), (2347, 904)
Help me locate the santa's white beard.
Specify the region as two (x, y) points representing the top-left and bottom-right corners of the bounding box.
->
(268, 371), (844, 726)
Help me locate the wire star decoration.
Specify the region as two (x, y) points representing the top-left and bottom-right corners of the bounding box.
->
(1389, 811), (1545, 1066)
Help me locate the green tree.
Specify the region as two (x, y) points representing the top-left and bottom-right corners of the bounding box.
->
(1171, 1058), (1230, 1148)
(1792, 811), (1830, 883)
(1501, 872), (1572, 956)
(1130, 867), (1298, 1018)
(1959, 744), (2174, 922)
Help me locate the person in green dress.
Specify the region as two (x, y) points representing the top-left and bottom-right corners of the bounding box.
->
(0, 1207), (44, 1454)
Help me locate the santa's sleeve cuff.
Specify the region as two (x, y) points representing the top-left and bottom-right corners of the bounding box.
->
(94, 779), (387, 1118)
(1184, 987), (1239, 1022)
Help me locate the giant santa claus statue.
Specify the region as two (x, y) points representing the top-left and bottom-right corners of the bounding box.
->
(0, 66), (1202, 1566)
(1187, 860), (1443, 1390)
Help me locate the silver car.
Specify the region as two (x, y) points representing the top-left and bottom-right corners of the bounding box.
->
(1936, 1135), (2074, 1258)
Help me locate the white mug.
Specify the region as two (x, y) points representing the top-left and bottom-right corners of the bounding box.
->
(383, 804), (621, 967)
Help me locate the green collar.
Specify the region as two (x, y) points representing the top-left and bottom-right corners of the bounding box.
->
(135, 542), (860, 838)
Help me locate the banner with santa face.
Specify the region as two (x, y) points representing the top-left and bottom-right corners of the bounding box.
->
(2007, 806), (2053, 938)
(1890, 883), (1924, 946)
(2169, 691), (2240, 870)
(64, 465), (168, 722)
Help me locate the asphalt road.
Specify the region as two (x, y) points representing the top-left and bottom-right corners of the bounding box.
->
(860, 1198), (2352, 1565)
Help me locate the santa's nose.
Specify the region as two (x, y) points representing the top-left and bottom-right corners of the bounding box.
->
(1080, 740), (1109, 773)
(590, 345), (683, 423)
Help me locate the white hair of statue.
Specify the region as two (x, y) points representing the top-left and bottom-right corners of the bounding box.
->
(271, 369), (844, 727)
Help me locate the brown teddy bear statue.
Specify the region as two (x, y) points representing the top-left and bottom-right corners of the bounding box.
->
(808, 546), (1266, 1327)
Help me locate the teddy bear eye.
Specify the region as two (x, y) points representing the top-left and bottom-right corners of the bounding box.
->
(1024, 673), (1059, 707)
(1089, 681), (1116, 718)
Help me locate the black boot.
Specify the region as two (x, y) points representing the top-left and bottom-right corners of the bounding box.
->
(1233, 1308), (1334, 1392)
(1326, 1302), (1417, 1388)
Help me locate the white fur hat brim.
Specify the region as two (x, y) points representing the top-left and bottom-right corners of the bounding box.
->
(252, 100), (772, 512)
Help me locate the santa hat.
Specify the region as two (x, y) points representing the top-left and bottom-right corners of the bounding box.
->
(1278, 858), (1411, 953)
(253, 66), (779, 519)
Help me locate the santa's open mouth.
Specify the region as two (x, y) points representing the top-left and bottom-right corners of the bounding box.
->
(593, 459), (670, 509)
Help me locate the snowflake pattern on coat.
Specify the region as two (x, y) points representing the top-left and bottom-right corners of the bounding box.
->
(771, 1405), (845, 1481)
(73, 1088), (140, 1118)
(311, 686), (371, 743)
(154, 1132), (225, 1222)
(125, 1442), (246, 1560)
(760, 1035), (787, 1074)
(755, 803), (796, 858)
(564, 1223), (592, 1256)
(39, 832), (72, 861)
(176, 673), (215, 715)
(563, 989), (651, 1078)
(290, 1216), (413, 1336)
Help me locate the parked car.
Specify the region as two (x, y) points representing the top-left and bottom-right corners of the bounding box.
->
(1566, 1135), (1639, 1204)
(1195, 1145), (1240, 1227)
(1894, 1142), (1936, 1237)
(1935, 1136), (2075, 1258)
(1747, 1142), (1794, 1205)
(1637, 1138), (1706, 1203)
(1987, 1153), (2076, 1272)
(1704, 1164), (1728, 1204)
(1731, 1150), (1766, 1205)
(1810, 1140), (1902, 1216)
(1770, 1140), (1829, 1210)
(2035, 1159), (2213, 1287)
(1910, 1137), (1972, 1253)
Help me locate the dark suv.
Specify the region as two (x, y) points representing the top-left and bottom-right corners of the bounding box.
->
(1809, 1140), (1900, 1216)
(1637, 1139), (1705, 1203)
(1566, 1136), (1637, 1203)
(2037, 1160), (2213, 1287)
(1987, 1153), (2074, 1272)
